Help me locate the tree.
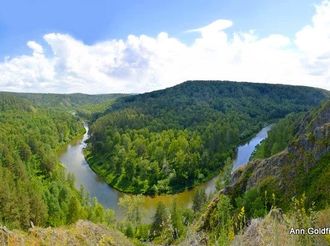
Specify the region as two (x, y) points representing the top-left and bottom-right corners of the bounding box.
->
(0, 94), (116, 229)
(170, 201), (184, 239)
(67, 196), (81, 224)
(151, 202), (167, 238)
(119, 195), (143, 226)
(192, 188), (207, 212)
(216, 157), (232, 191)
(125, 222), (134, 238)
(209, 195), (234, 245)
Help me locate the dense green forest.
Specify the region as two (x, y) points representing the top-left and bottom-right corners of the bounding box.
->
(0, 85), (329, 245)
(87, 81), (328, 194)
(180, 100), (330, 245)
(106, 100), (330, 245)
(251, 112), (305, 159)
(1, 92), (128, 120)
(226, 100), (330, 219)
(5, 92), (125, 108)
(0, 94), (114, 229)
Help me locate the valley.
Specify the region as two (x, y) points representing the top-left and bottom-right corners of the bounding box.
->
(86, 81), (327, 195)
(0, 81), (329, 245)
(2, 1), (330, 244)
(59, 122), (272, 222)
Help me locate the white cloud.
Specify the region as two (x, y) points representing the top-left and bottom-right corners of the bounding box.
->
(0, 1), (330, 93)
(27, 41), (44, 55)
(295, 0), (330, 87)
(187, 19), (233, 35)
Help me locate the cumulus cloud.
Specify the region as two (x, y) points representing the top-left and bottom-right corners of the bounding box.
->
(295, 0), (330, 85)
(0, 1), (330, 93)
(27, 41), (44, 55)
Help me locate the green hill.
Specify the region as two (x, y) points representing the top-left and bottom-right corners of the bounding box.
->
(0, 94), (115, 230)
(186, 99), (330, 246)
(228, 100), (330, 211)
(1, 85), (329, 245)
(87, 81), (329, 194)
(2, 92), (127, 108)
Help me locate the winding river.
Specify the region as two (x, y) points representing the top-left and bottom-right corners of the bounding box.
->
(60, 124), (271, 221)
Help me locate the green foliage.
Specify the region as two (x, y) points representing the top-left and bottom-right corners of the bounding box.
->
(236, 188), (267, 219)
(216, 157), (232, 191)
(181, 208), (194, 226)
(125, 223), (134, 238)
(252, 112), (304, 159)
(1, 85), (328, 245)
(192, 188), (207, 213)
(297, 153), (330, 209)
(150, 202), (168, 238)
(149, 201), (184, 244)
(209, 195), (235, 245)
(234, 176), (280, 219)
(4, 92), (126, 109)
(287, 195), (318, 246)
(88, 127), (211, 194)
(228, 100), (330, 230)
(133, 224), (151, 242)
(118, 195), (143, 226)
(0, 94), (113, 229)
(88, 81), (327, 194)
(76, 99), (118, 119)
(170, 201), (184, 239)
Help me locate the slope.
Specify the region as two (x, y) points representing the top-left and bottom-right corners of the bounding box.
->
(87, 80), (329, 194)
(228, 100), (330, 211)
(184, 100), (330, 245)
(0, 220), (133, 246)
(0, 94), (114, 230)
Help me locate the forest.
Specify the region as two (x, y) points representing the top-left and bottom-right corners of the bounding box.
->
(87, 81), (328, 194)
(90, 98), (330, 245)
(0, 83), (329, 245)
(0, 93), (116, 229)
(251, 112), (305, 159)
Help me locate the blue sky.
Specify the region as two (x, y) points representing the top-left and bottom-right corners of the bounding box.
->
(0, 0), (319, 57)
(0, 0), (329, 93)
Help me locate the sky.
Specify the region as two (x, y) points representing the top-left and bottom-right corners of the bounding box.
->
(0, 0), (329, 93)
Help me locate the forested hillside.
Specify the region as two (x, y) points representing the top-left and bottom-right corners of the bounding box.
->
(0, 94), (114, 229)
(181, 99), (330, 245)
(0, 87), (329, 246)
(251, 112), (305, 159)
(228, 100), (330, 213)
(87, 81), (329, 194)
(4, 92), (125, 108)
(0, 92), (128, 120)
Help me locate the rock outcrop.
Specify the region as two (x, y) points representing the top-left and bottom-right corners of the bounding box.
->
(227, 100), (330, 197)
(0, 220), (133, 246)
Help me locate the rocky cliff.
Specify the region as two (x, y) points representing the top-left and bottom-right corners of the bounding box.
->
(228, 100), (330, 206)
(191, 100), (330, 245)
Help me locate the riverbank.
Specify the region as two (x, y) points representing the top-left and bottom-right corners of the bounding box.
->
(56, 120), (86, 156)
(85, 147), (227, 196)
(59, 123), (271, 221)
(84, 121), (270, 196)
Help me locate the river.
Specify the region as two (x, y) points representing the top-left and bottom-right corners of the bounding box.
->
(60, 124), (271, 221)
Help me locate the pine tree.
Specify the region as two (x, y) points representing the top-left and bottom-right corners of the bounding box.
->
(67, 196), (80, 224)
(192, 188), (207, 212)
(170, 201), (184, 239)
(151, 202), (167, 238)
